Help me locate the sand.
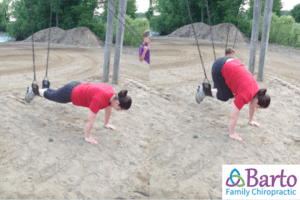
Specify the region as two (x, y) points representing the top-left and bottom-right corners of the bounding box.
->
(149, 36), (300, 198)
(23, 27), (104, 46)
(168, 22), (250, 45)
(0, 37), (150, 198)
(1, 24), (300, 199)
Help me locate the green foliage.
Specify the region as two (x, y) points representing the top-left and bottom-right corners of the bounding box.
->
(290, 4), (300, 23)
(260, 13), (300, 48)
(151, 0), (246, 35)
(7, 0), (107, 41)
(112, 15), (149, 47)
(281, 10), (290, 16)
(0, 0), (12, 31)
(136, 12), (145, 18)
(247, 0), (283, 20)
(101, 0), (137, 23)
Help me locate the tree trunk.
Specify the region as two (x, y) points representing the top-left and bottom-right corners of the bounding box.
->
(201, 8), (203, 22)
(90, 8), (95, 21)
(56, 12), (58, 27)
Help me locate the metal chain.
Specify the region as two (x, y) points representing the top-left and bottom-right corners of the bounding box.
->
(233, 0), (244, 49)
(30, 0), (36, 84)
(45, 0), (53, 80)
(103, 0), (143, 44)
(102, 0), (144, 40)
(184, 0), (208, 82)
(225, 0), (233, 50)
(205, 0), (216, 61)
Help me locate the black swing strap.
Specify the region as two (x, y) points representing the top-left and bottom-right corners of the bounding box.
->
(225, 0), (234, 50)
(233, 0), (245, 49)
(30, 0), (36, 84)
(102, 0), (144, 45)
(184, 0), (209, 83)
(205, 0), (216, 61)
(44, 0), (53, 82)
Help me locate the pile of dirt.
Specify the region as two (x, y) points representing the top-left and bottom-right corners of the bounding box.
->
(23, 27), (104, 46)
(168, 22), (250, 44)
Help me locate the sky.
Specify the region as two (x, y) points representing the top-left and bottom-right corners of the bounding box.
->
(243, 0), (300, 10)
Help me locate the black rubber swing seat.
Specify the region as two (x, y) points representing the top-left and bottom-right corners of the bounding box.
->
(203, 82), (212, 97)
(42, 79), (50, 89)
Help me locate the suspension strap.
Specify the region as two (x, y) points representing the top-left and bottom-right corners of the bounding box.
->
(30, 0), (37, 84)
(233, 0), (244, 49)
(184, 0), (209, 83)
(44, 0), (53, 81)
(104, 0), (144, 40)
(225, 0), (234, 50)
(102, 0), (144, 45)
(205, 0), (216, 61)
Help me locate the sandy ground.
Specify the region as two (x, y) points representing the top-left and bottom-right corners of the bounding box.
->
(149, 36), (300, 199)
(1, 35), (300, 199)
(0, 41), (150, 199)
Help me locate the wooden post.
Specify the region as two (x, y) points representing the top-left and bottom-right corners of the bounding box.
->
(112, 0), (127, 84)
(257, 0), (273, 81)
(201, 8), (203, 23)
(103, 0), (116, 82)
(248, 0), (262, 74)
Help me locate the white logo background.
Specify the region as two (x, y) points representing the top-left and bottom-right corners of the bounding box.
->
(222, 165), (300, 199)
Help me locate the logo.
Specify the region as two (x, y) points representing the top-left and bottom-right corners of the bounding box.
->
(226, 168), (245, 187)
(222, 165), (300, 199)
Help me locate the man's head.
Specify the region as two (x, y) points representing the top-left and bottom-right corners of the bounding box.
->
(143, 29), (150, 45)
(225, 47), (235, 57)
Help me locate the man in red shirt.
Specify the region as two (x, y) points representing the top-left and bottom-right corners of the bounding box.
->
(25, 81), (132, 144)
(196, 57), (270, 141)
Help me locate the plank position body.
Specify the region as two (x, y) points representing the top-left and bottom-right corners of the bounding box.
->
(25, 81), (132, 144)
(139, 29), (150, 64)
(196, 57), (270, 141)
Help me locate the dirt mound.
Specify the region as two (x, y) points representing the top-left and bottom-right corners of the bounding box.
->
(168, 22), (250, 44)
(23, 27), (104, 46)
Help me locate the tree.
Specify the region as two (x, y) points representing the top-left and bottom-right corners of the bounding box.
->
(150, 0), (246, 35)
(7, 0), (105, 40)
(101, 0), (137, 23)
(0, 0), (12, 31)
(290, 4), (300, 23)
(247, 0), (283, 20)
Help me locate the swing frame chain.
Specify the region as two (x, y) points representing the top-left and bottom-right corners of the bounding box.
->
(30, 0), (37, 84)
(45, 0), (53, 81)
(101, 0), (144, 45)
(233, 0), (245, 49)
(205, 0), (216, 61)
(102, 0), (144, 40)
(184, 0), (209, 83)
(225, 0), (234, 50)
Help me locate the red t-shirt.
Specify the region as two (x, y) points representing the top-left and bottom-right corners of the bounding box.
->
(222, 60), (260, 110)
(71, 83), (115, 114)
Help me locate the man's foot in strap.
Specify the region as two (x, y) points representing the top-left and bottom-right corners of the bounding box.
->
(229, 133), (243, 141)
(195, 85), (205, 104)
